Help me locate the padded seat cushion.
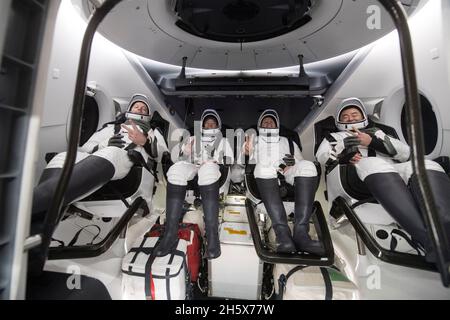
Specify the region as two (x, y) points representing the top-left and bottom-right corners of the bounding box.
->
(353, 203), (396, 226)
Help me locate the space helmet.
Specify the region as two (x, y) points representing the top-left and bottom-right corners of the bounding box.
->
(200, 109), (222, 144)
(258, 109), (280, 143)
(125, 94), (152, 132)
(335, 98), (369, 131)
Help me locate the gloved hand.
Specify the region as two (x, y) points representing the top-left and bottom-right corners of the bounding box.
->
(343, 136), (360, 148)
(337, 136), (361, 164)
(334, 135), (360, 154)
(108, 134), (126, 149)
(338, 149), (360, 164)
(282, 154), (296, 167)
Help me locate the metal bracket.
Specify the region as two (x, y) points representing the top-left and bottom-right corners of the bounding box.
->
(24, 235), (42, 252)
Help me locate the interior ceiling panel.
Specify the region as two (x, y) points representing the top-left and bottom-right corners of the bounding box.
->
(74, 0), (423, 70)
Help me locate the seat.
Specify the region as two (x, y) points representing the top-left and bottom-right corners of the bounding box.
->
(73, 111), (170, 216)
(73, 163), (155, 218)
(314, 116), (440, 269)
(44, 153), (156, 219)
(42, 139), (166, 263)
(314, 115), (402, 212)
(315, 116), (402, 202)
(35, 112), (167, 271)
(244, 127), (321, 204)
(242, 130), (332, 260)
(314, 115), (450, 205)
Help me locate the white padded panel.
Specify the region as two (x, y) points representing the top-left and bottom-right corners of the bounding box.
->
(354, 203), (396, 226)
(72, 0), (423, 70)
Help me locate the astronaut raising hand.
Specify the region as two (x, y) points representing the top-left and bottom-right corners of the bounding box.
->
(251, 109), (324, 255)
(155, 109), (233, 259)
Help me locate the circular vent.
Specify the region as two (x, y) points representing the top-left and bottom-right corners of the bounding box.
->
(175, 0), (313, 43)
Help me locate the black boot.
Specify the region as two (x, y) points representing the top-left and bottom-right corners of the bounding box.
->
(32, 155), (115, 216)
(255, 178), (296, 253)
(154, 183), (187, 257)
(38, 168), (62, 184)
(293, 176), (325, 255)
(410, 171), (450, 261)
(426, 170), (450, 235)
(199, 181), (221, 259)
(364, 173), (433, 259)
(29, 156), (115, 277)
(30, 168), (63, 232)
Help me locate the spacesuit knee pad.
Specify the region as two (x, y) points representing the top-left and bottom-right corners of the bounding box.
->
(46, 152), (91, 169)
(93, 147), (133, 180)
(424, 159), (445, 173)
(355, 157), (396, 181)
(46, 152), (68, 169)
(293, 160), (318, 178)
(198, 162), (221, 186)
(402, 159), (446, 183)
(254, 164), (278, 180)
(167, 163), (190, 186)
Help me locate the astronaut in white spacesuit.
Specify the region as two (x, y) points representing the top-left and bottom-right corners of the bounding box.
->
(29, 94), (168, 276)
(154, 109), (233, 259)
(315, 97), (450, 261)
(244, 109), (324, 255)
(31, 94), (167, 227)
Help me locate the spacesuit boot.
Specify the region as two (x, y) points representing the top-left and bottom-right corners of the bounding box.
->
(256, 178), (296, 253)
(30, 168), (63, 230)
(38, 167), (62, 184)
(364, 173), (433, 259)
(31, 156), (115, 217)
(410, 171), (450, 262)
(154, 183), (187, 257)
(28, 156), (115, 278)
(293, 176), (325, 255)
(199, 181), (221, 259)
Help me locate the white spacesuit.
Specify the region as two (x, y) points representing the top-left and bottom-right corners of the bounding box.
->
(29, 94), (168, 277)
(32, 94), (168, 220)
(252, 111), (317, 183)
(167, 109), (234, 187)
(155, 109), (233, 259)
(248, 109), (324, 255)
(316, 98), (443, 182)
(315, 98), (450, 261)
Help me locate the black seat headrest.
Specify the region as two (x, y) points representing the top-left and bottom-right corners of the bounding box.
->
(314, 116), (338, 155)
(150, 111), (170, 145)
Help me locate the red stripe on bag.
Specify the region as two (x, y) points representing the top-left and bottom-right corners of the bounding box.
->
(149, 273), (156, 300)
